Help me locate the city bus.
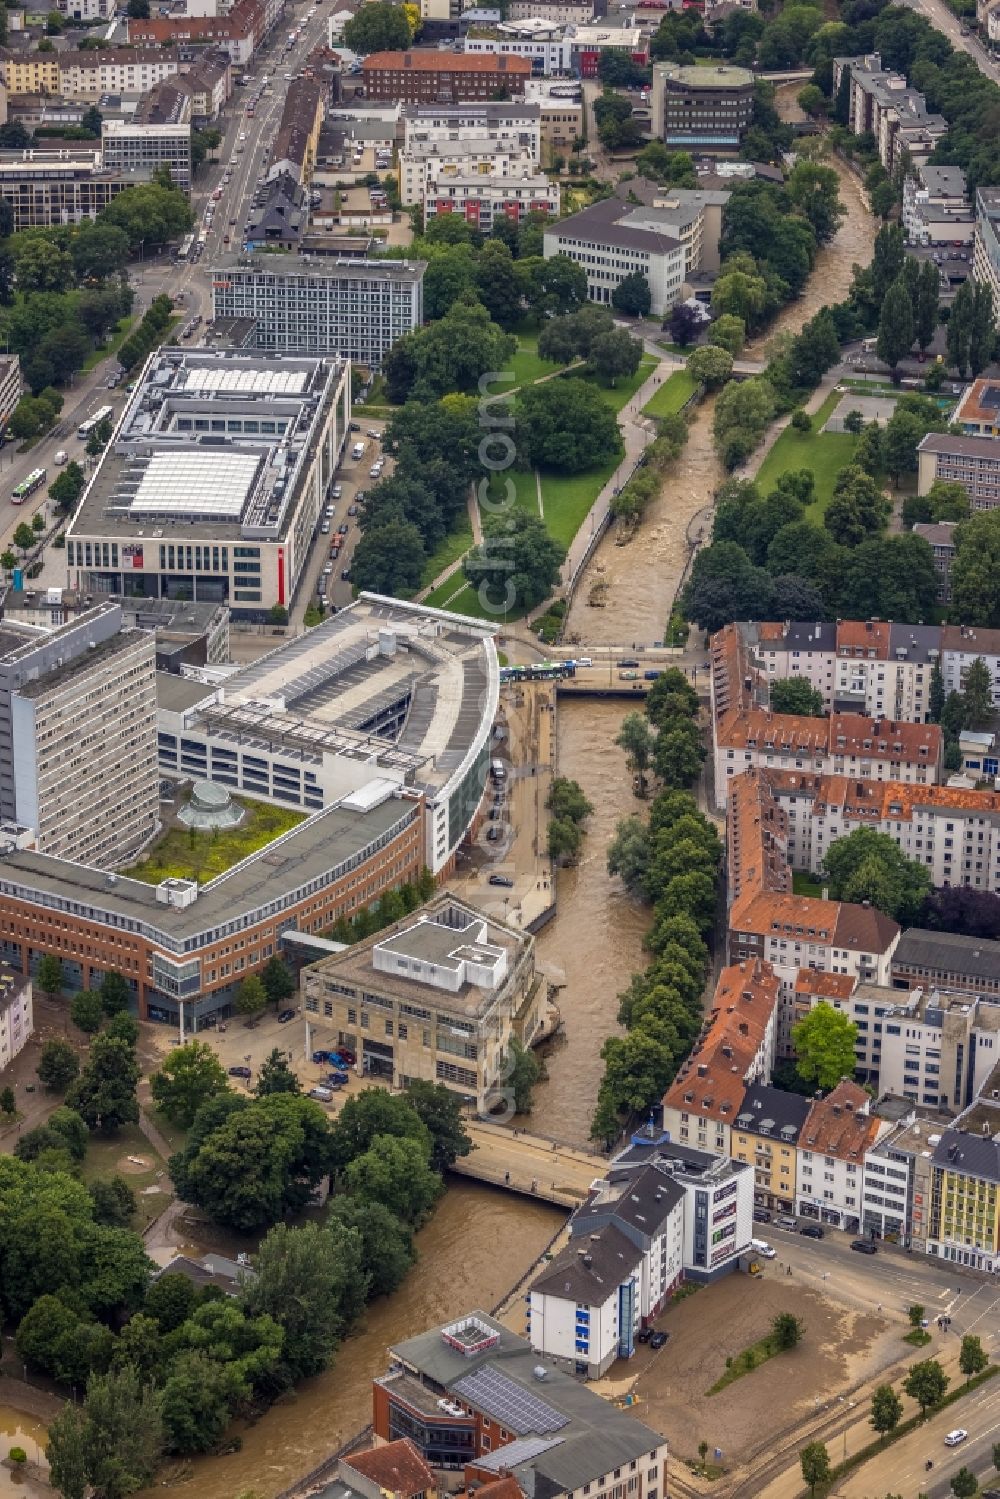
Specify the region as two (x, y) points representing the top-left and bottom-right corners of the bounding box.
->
(177, 234), (196, 262)
(499, 661), (576, 684)
(78, 405), (114, 441)
(12, 468), (46, 504)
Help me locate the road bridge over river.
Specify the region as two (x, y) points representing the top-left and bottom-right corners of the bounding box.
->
(454, 1119), (608, 1209)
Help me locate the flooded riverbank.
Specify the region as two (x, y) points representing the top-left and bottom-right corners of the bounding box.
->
(530, 699), (653, 1145)
(155, 1184), (561, 1499)
(0, 1410), (48, 1499)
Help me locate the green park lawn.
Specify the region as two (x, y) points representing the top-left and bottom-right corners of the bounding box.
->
(643, 368), (699, 419)
(123, 798), (305, 885)
(82, 314), (137, 374)
(420, 510), (473, 589)
(755, 390), (859, 522)
(79, 1122), (172, 1232)
(540, 457), (621, 549)
(593, 355), (658, 413)
(792, 870), (825, 898)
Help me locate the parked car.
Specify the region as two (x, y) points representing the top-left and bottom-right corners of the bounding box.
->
(308, 1086), (333, 1102)
(944, 1430), (968, 1448)
(775, 1214), (798, 1230)
(488, 874), (514, 887)
(636, 1327), (652, 1344)
(312, 1050), (330, 1064)
(228, 1065), (251, 1078)
(341, 567), (351, 581)
(799, 1223), (825, 1239)
(850, 1238), (878, 1254)
(751, 1239), (776, 1259)
(753, 1208), (772, 1224)
(324, 1069), (349, 1084)
(649, 1332), (669, 1350)
(277, 1008), (296, 1023)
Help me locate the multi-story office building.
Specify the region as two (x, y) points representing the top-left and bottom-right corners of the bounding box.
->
(0, 354), (21, 430)
(66, 348), (351, 618)
(661, 958), (780, 1157)
(211, 254), (425, 369)
(876, 985), (1000, 1112)
(463, 18), (572, 75)
(918, 431), (1000, 510)
(832, 53), (946, 172)
(362, 51), (532, 103)
(972, 185), (1000, 325)
(0, 593), (498, 1026)
(101, 120), (192, 193)
(425, 171), (558, 231)
(301, 894), (539, 1108)
(0, 149), (136, 231)
(0, 603), (158, 869)
(651, 62), (753, 150)
(861, 1111), (937, 1245)
(0, 967), (32, 1072)
(543, 196), (685, 316)
(730, 1083), (811, 1214)
(374, 1312), (669, 1488)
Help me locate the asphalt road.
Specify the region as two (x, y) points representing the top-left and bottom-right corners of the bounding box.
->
(900, 0), (1000, 80)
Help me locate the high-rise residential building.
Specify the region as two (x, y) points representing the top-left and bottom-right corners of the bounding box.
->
(0, 603), (158, 869)
(211, 254), (425, 369)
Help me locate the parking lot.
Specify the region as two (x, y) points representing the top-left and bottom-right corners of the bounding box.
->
(289, 419), (388, 626)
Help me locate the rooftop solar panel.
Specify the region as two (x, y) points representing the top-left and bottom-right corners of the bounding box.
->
(452, 1366), (570, 1436)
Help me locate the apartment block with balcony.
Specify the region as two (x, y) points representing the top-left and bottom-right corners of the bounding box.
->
(927, 1099), (1000, 1273)
(861, 1111), (943, 1245)
(832, 53), (946, 172)
(424, 171), (558, 232)
(877, 985), (1000, 1113)
(901, 163), (972, 247)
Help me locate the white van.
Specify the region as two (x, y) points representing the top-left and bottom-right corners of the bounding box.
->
(351, 441), (365, 461)
(53, 450), (68, 466)
(751, 1239), (776, 1259)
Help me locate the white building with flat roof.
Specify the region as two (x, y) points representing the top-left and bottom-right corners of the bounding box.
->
(65, 348), (351, 619)
(0, 967), (32, 1072)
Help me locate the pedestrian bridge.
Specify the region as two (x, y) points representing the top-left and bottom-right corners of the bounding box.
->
(453, 1119), (607, 1209)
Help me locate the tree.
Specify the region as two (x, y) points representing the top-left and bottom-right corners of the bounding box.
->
(589, 328), (642, 386)
(667, 302), (701, 347)
(951, 1470), (978, 1499)
(343, 1), (410, 51)
(142, 1272), (198, 1334)
(876, 276), (914, 378)
(15, 238), (74, 294)
(89, 1175), (136, 1228)
(66, 1033), (140, 1133)
(464, 510), (565, 615)
(37, 952), (64, 998)
(344, 1133), (442, 1226)
(786, 159), (844, 245)
(71, 990), (104, 1034)
(260, 956), (295, 1009)
(475, 240), (523, 330)
(150, 1041), (230, 1128)
(326, 1198), (415, 1298)
(951, 511), (1000, 627)
(351, 516), (426, 598)
(37, 1037), (80, 1092)
(384, 301), (515, 404)
(75, 1365), (163, 1499)
(518, 377), (623, 473)
(961, 656), (993, 730)
(822, 826), (932, 924)
(617, 712), (656, 782)
(46, 1404), (89, 1499)
(902, 1358), (949, 1416)
(707, 313), (745, 356)
(872, 223), (905, 305)
(0, 550), (15, 577)
(824, 467), (889, 547)
(611, 271), (651, 318)
(254, 1048), (301, 1097)
(404, 1079), (472, 1172)
(799, 1442), (831, 1498)
(242, 1221), (366, 1382)
(948, 278), (975, 376)
(0, 1086), (14, 1117)
(235, 974), (267, 1026)
(712, 377), (775, 468)
(653, 724), (705, 788)
(915, 258), (940, 351)
(770, 678), (825, 716)
(958, 1333), (988, 1381)
(791, 1003), (858, 1089)
(772, 1312), (803, 1350)
(507, 1036), (541, 1114)
(870, 1383), (903, 1438)
(908, 1303), (926, 1329)
(969, 280), (996, 377)
(98, 971), (131, 1017)
(327, 1089), (431, 1174)
(171, 1093), (333, 1232)
(688, 344), (734, 389)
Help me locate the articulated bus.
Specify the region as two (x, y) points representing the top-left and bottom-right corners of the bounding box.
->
(499, 660), (577, 684)
(12, 468), (46, 504)
(77, 405), (114, 441)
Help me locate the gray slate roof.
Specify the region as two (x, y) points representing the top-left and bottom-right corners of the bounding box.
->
(895, 928), (1000, 983)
